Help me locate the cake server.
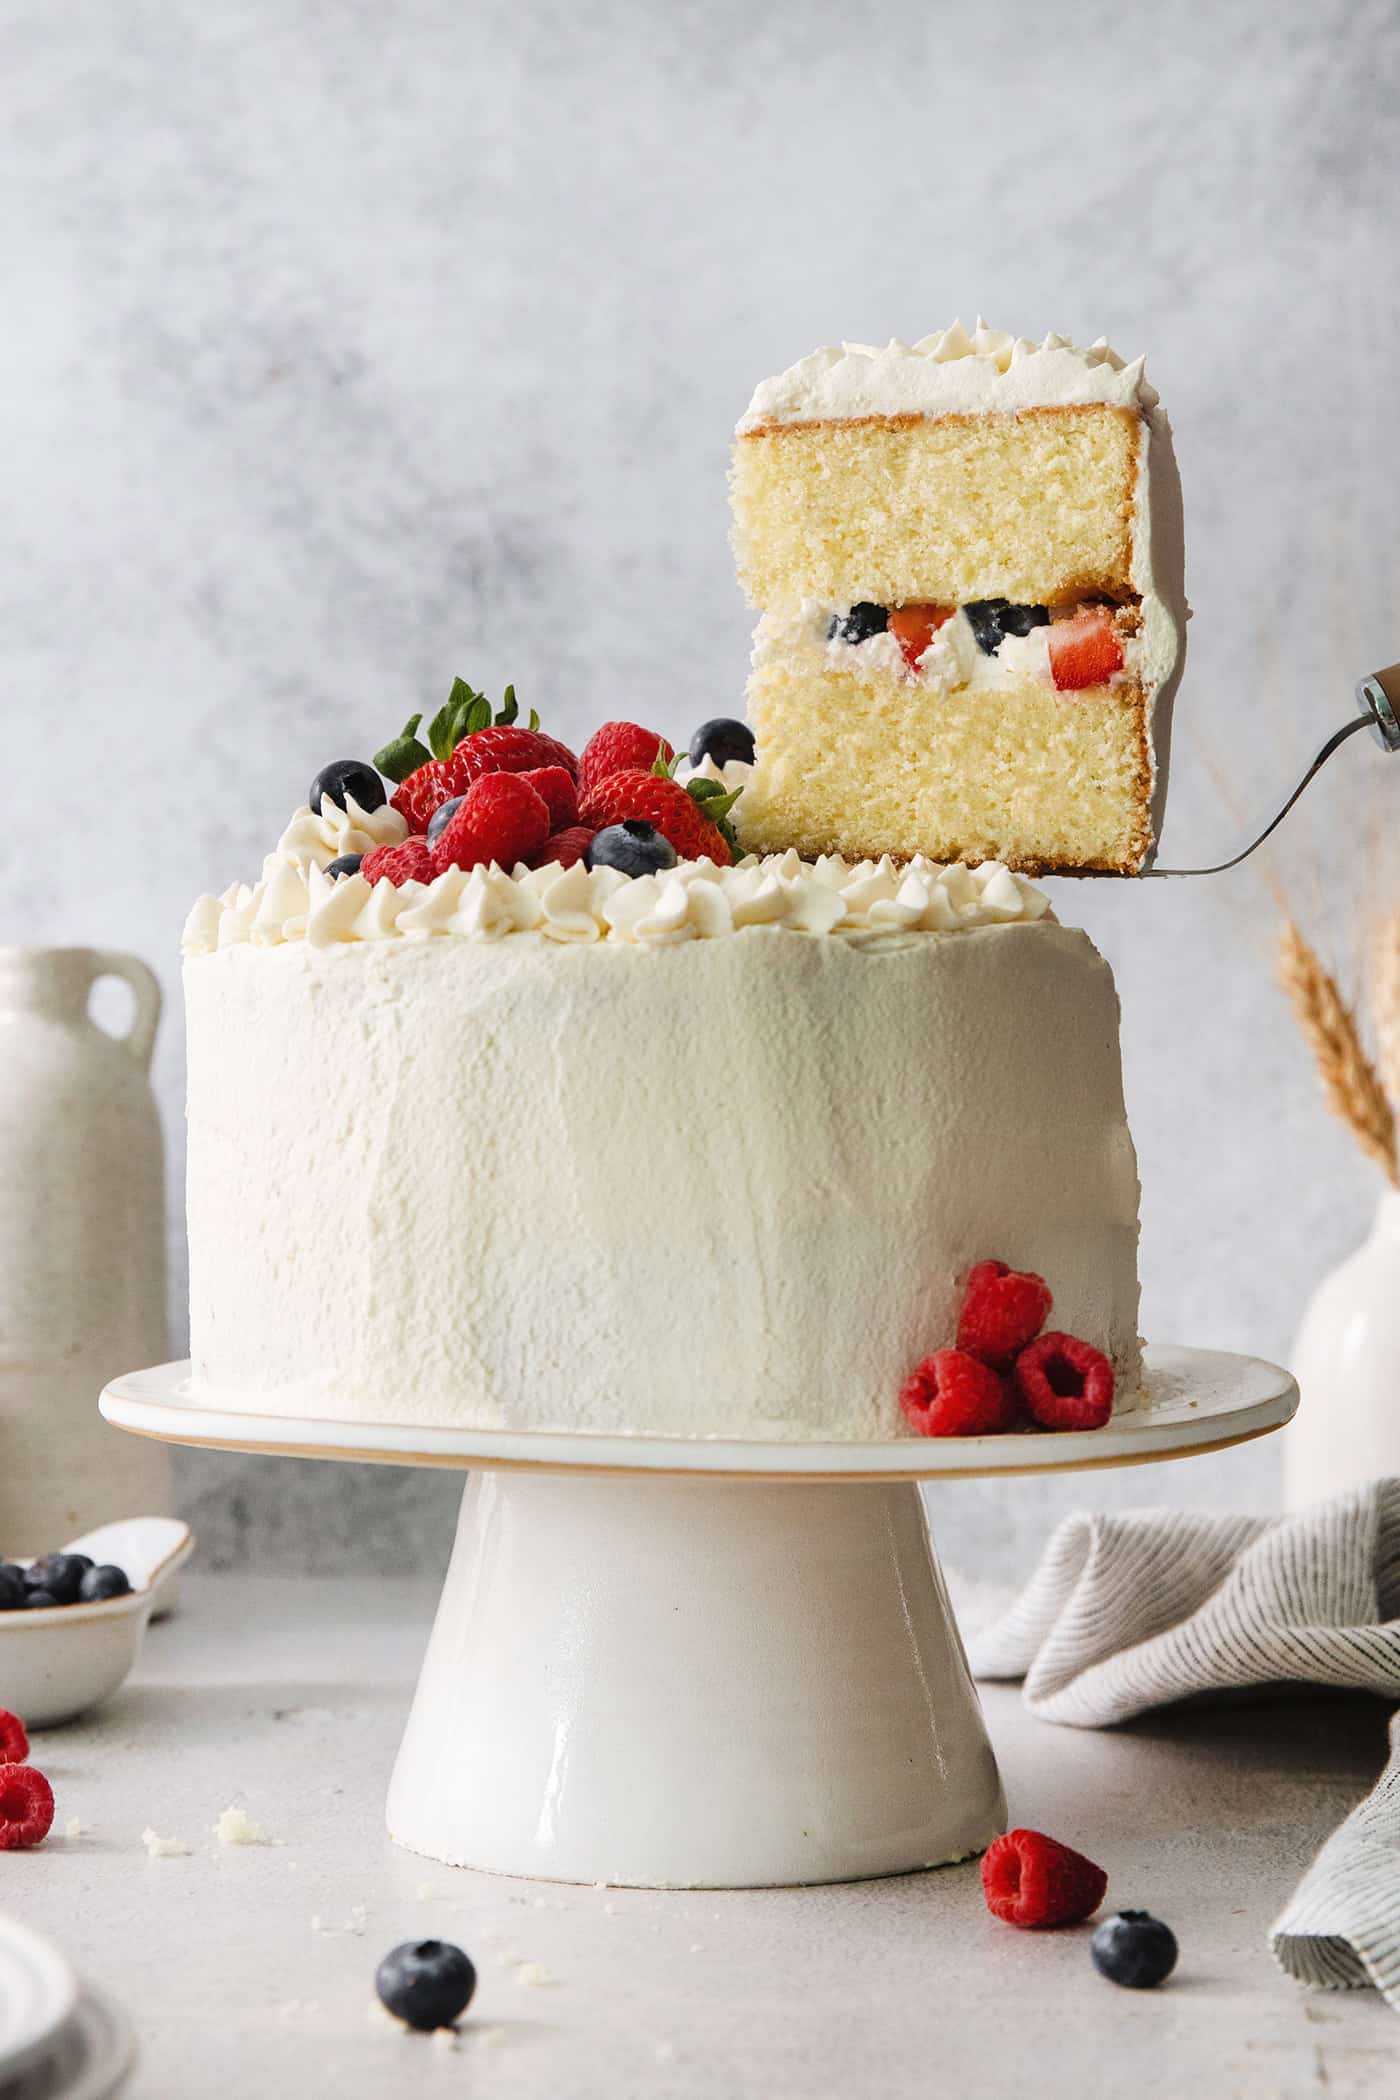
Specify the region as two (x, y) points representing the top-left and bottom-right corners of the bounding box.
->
(1147, 663), (1400, 877)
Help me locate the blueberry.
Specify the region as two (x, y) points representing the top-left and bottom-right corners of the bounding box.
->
(425, 796), (465, 848)
(324, 853), (364, 882)
(24, 1589), (60, 1610)
(687, 718), (756, 770)
(999, 603), (1050, 639)
(0, 1565), (26, 1611)
(79, 1564), (132, 1603)
(309, 760), (387, 816)
(25, 1554), (91, 1605)
(964, 599), (1049, 654)
(827, 602), (889, 645)
(585, 821), (679, 879)
(1090, 1910), (1179, 1989)
(375, 1940), (477, 2031)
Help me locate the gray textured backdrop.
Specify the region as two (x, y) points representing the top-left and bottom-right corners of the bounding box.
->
(6, 0), (1400, 1576)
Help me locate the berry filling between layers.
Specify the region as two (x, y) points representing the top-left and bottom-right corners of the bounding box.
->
(818, 597), (1133, 693)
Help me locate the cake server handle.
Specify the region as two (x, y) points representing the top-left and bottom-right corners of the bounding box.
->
(1146, 663), (1400, 877)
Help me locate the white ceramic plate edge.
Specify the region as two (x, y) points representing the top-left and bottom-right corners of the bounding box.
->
(0, 1916), (79, 2085)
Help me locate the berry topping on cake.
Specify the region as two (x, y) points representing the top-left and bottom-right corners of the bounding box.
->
(425, 796), (465, 848)
(687, 718), (756, 769)
(361, 839), (438, 889)
(899, 1349), (1018, 1437)
(981, 1829), (1107, 1929)
(578, 722), (674, 801)
(25, 1554), (91, 1606)
(375, 1939), (477, 2032)
(1015, 1332), (1115, 1430)
(528, 825), (595, 871)
(580, 763), (738, 867)
(0, 1710), (29, 1764)
(375, 680), (579, 832)
(827, 602), (889, 645)
(957, 1259), (1053, 1370)
(520, 766), (579, 833)
(586, 821), (679, 879)
(0, 1765), (54, 1851)
(323, 853), (363, 882)
(79, 1564), (132, 1602)
(888, 602), (956, 671)
(1090, 1911), (1179, 1989)
(964, 599), (1051, 656)
(432, 773), (551, 874)
(1047, 606), (1124, 691)
(308, 759), (386, 816)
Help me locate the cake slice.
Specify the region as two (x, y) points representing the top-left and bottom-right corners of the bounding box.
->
(730, 322), (1187, 873)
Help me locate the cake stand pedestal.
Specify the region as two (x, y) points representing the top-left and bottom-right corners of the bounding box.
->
(101, 1345), (1295, 1889)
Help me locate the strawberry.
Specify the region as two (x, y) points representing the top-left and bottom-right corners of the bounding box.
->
(957, 1259), (1053, 1371)
(520, 766), (578, 832)
(374, 680), (579, 833)
(981, 1829), (1107, 1929)
(578, 722), (674, 801)
(0, 1709), (28, 1765)
(1047, 607), (1124, 692)
(888, 603), (956, 673)
(0, 1765), (54, 1851)
(579, 769), (733, 866)
(899, 1349), (1018, 1437)
(1015, 1332), (1115, 1430)
(361, 839), (437, 888)
(528, 825), (595, 871)
(432, 772), (551, 874)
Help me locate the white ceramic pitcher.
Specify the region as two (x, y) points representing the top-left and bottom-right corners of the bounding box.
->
(1285, 1186), (1400, 1508)
(0, 947), (173, 1551)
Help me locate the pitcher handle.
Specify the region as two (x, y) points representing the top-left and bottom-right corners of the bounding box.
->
(90, 951), (162, 1071)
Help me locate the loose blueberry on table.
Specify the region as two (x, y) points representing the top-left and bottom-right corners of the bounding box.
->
(687, 717), (756, 769)
(586, 820), (680, 879)
(308, 759), (387, 816)
(375, 1940), (477, 2032)
(1091, 1911), (1179, 1989)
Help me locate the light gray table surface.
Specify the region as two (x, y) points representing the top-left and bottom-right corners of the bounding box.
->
(12, 1574), (1400, 2099)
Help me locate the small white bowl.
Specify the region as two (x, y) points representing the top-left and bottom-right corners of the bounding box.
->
(1, 1517), (193, 1728)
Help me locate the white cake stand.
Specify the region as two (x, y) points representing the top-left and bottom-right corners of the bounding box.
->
(100, 1345), (1295, 1890)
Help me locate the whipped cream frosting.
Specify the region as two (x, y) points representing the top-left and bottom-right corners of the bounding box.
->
(267, 794), (408, 876)
(182, 847), (1051, 956)
(738, 320), (1157, 432)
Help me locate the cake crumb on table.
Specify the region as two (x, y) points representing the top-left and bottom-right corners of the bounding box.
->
(141, 1826), (189, 1858)
(214, 1804), (266, 1846)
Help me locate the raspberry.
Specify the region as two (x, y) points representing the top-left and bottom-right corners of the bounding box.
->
(0, 1765), (55, 1851)
(1015, 1332), (1115, 1431)
(520, 766), (578, 832)
(957, 1259), (1053, 1370)
(528, 825), (595, 871)
(433, 772), (551, 874)
(361, 838), (437, 888)
(0, 1709), (29, 1764)
(579, 770), (732, 866)
(899, 1349), (1018, 1437)
(578, 722), (674, 801)
(981, 1828), (1107, 1929)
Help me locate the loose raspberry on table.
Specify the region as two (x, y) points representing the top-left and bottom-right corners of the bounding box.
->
(0, 1765), (55, 1851)
(361, 839), (437, 889)
(528, 825), (595, 871)
(1015, 1332), (1115, 1431)
(520, 766), (578, 832)
(957, 1259), (1053, 1370)
(899, 1348), (1018, 1438)
(578, 722), (674, 801)
(981, 1828), (1107, 1929)
(0, 1709), (29, 1765)
(432, 772), (551, 874)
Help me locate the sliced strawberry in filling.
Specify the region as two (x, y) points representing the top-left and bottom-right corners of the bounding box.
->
(1047, 606), (1125, 692)
(888, 603), (956, 673)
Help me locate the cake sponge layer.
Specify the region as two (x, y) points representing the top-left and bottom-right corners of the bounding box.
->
(739, 648), (1151, 873)
(733, 406), (1138, 611)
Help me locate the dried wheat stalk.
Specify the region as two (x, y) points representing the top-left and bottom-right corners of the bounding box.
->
(1279, 918), (1397, 1184)
(1370, 907), (1400, 1120)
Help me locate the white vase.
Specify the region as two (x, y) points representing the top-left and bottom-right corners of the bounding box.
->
(0, 947), (173, 1552)
(1285, 1186), (1400, 1509)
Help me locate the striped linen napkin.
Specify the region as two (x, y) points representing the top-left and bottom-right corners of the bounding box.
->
(966, 1481), (1400, 2008)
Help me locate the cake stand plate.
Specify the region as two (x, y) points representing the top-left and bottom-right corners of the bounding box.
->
(101, 1346), (1296, 1889)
